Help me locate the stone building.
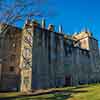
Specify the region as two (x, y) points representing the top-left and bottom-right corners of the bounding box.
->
(0, 19), (100, 92)
(0, 24), (22, 91)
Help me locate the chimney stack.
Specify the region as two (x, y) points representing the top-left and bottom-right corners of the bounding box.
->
(59, 25), (63, 33)
(24, 19), (31, 28)
(32, 19), (38, 27)
(42, 18), (45, 29)
(48, 24), (54, 31)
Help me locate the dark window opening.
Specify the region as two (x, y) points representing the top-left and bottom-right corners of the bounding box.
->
(64, 40), (68, 56)
(86, 52), (90, 58)
(44, 30), (49, 48)
(81, 50), (84, 55)
(10, 55), (16, 62)
(64, 76), (71, 86)
(9, 66), (14, 72)
(64, 48), (68, 56)
(68, 47), (72, 54)
(48, 32), (51, 64)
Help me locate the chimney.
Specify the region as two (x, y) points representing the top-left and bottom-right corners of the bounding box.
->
(42, 18), (45, 28)
(59, 25), (63, 33)
(24, 19), (31, 28)
(48, 24), (54, 31)
(32, 19), (38, 27)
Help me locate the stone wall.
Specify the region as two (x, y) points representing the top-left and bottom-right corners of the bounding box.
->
(0, 24), (22, 91)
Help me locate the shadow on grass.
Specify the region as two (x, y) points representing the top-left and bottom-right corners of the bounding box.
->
(0, 92), (87, 100)
(0, 93), (71, 100)
(74, 85), (91, 89)
(38, 94), (72, 100)
(0, 87), (89, 100)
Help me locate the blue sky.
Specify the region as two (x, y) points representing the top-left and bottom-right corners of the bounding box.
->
(42, 0), (100, 46)
(4, 0), (100, 46)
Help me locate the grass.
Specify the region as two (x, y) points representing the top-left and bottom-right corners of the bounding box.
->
(0, 83), (100, 100)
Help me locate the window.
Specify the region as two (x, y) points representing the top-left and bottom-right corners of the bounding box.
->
(0, 38), (3, 48)
(10, 55), (16, 62)
(23, 77), (29, 84)
(12, 43), (16, 48)
(64, 47), (68, 56)
(68, 47), (72, 54)
(67, 39), (73, 46)
(0, 39), (1, 48)
(86, 51), (90, 58)
(9, 66), (14, 72)
(23, 48), (30, 58)
(81, 50), (84, 55)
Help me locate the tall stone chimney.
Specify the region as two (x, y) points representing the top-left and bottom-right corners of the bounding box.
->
(59, 25), (63, 33)
(42, 18), (45, 29)
(48, 24), (54, 31)
(24, 19), (31, 28)
(32, 20), (38, 27)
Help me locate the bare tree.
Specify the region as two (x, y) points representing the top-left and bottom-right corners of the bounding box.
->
(0, 0), (56, 54)
(0, 0), (56, 71)
(0, 0), (50, 35)
(0, 0), (58, 91)
(0, 0), (49, 65)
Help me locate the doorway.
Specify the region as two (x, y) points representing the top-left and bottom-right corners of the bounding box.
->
(65, 76), (71, 86)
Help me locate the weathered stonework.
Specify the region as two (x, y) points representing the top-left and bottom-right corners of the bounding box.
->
(0, 19), (100, 92)
(0, 24), (22, 91)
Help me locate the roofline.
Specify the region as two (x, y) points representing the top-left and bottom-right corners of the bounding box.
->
(76, 36), (98, 42)
(0, 23), (22, 31)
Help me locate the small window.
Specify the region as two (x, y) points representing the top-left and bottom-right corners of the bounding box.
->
(81, 50), (84, 55)
(12, 43), (16, 48)
(0, 38), (3, 48)
(23, 77), (29, 84)
(0, 39), (1, 48)
(86, 51), (90, 58)
(69, 47), (72, 54)
(64, 47), (68, 56)
(10, 55), (16, 61)
(9, 66), (14, 72)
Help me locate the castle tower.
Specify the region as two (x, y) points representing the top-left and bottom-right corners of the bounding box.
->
(73, 29), (100, 82)
(73, 29), (92, 50)
(20, 19), (33, 92)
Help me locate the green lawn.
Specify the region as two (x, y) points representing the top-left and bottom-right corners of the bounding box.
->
(0, 84), (100, 100)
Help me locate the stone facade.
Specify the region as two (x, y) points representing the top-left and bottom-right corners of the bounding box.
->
(0, 19), (100, 92)
(0, 24), (22, 91)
